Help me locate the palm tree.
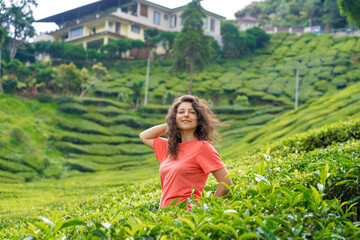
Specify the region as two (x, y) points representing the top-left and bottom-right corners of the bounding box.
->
(0, 27), (7, 93)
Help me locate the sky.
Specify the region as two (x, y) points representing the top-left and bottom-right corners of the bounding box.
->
(32, 0), (259, 34)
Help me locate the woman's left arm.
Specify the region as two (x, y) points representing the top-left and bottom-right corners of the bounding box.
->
(212, 167), (233, 197)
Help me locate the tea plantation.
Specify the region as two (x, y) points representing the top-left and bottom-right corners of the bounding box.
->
(94, 33), (360, 107)
(0, 32), (360, 239)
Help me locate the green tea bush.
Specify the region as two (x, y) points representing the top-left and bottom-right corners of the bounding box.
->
(10, 127), (29, 143)
(56, 131), (140, 145)
(332, 76), (348, 88)
(0, 158), (35, 173)
(111, 115), (150, 128)
(67, 158), (140, 172)
(59, 103), (88, 114)
(270, 118), (360, 155)
(22, 155), (46, 171)
(87, 105), (125, 116)
(55, 96), (82, 104)
(138, 104), (170, 114)
(246, 114), (279, 125)
(333, 66), (348, 75)
(36, 93), (53, 103)
(0, 170), (25, 183)
(56, 118), (111, 135)
(82, 97), (130, 108)
(108, 124), (139, 137)
(82, 112), (114, 126)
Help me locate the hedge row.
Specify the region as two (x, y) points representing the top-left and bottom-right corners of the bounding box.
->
(54, 141), (152, 156)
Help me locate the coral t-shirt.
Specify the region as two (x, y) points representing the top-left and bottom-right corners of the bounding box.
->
(153, 137), (225, 208)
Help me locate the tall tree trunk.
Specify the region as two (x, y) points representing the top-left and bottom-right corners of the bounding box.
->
(188, 56), (194, 95)
(0, 48), (3, 93)
(79, 80), (95, 98)
(10, 39), (18, 60)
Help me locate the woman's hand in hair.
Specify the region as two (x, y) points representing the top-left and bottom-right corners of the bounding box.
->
(139, 123), (168, 149)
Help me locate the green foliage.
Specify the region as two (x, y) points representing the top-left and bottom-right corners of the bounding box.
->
(20, 121), (360, 239)
(36, 93), (53, 103)
(173, 0), (210, 94)
(2, 77), (17, 94)
(337, 0), (360, 27)
(59, 103), (88, 114)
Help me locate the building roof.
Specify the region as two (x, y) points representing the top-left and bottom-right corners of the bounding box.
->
(37, 0), (135, 24)
(37, 0), (225, 25)
(238, 16), (259, 22)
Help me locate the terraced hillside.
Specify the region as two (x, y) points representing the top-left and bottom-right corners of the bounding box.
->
(221, 81), (360, 158)
(53, 97), (155, 173)
(93, 33), (360, 106)
(2, 101), (359, 239)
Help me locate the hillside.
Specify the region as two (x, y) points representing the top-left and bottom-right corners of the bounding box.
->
(0, 32), (360, 238)
(1, 95), (359, 238)
(94, 33), (360, 107)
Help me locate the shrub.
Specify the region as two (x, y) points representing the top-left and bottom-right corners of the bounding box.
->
(56, 117), (111, 135)
(333, 66), (348, 75)
(55, 96), (82, 104)
(0, 170), (24, 183)
(43, 165), (63, 179)
(0, 158), (35, 173)
(108, 125), (139, 137)
(2, 78), (17, 94)
(270, 118), (360, 154)
(246, 113), (279, 125)
(36, 93), (53, 103)
(59, 103), (88, 114)
(10, 128), (29, 143)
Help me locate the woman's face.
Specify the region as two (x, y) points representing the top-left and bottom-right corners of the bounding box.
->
(176, 102), (198, 131)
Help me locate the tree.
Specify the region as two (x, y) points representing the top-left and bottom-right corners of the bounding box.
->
(144, 28), (161, 58)
(246, 27), (270, 49)
(322, 0), (347, 29)
(337, 0), (360, 28)
(160, 31), (178, 56)
(100, 41), (119, 61)
(115, 39), (132, 58)
(173, 0), (210, 95)
(55, 63), (85, 95)
(235, 2), (263, 19)
(221, 22), (243, 58)
(0, 0), (37, 60)
(0, 26), (6, 93)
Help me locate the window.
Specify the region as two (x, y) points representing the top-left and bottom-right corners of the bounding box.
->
(203, 17), (208, 29)
(164, 14), (168, 20)
(210, 18), (215, 32)
(108, 22), (113, 30)
(170, 15), (177, 28)
(140, 4), (148, 17)
(116, 22), (120, 33)
(153, 11), (160, 25)
(131, 25), (140, 33)
(180, 17), (184, 25)
(70, 26), (83, 38)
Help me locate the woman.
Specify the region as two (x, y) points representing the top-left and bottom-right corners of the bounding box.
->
(139, 95), (232, 209)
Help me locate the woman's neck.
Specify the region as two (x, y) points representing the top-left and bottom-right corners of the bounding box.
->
(181, 130), (196, 143)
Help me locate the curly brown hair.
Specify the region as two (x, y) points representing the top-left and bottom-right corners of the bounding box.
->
(165, 95), (222, 160)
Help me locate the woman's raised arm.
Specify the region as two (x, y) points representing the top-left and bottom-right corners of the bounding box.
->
(139, 123), (167, 149)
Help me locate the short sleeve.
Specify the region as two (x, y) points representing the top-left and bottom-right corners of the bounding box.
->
(196, 142), (225, 174)
(153, 137), (168, 163)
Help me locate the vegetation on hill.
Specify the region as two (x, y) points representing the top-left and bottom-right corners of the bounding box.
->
(235, 0), (348, 29)
(1, 115), (359, 238)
